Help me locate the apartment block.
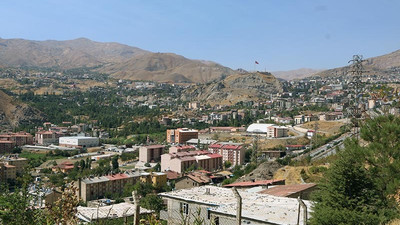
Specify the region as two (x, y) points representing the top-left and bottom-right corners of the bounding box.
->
(208, 142), (245, 166)
(139, 145), (165, 163)
(35, 130), (65, 145)
(77, 171), (166, 202)
(3, 155), (28, 174)
(166, 128), (198, 144)
(161, 150), (222, 174)
(0, 132), (33, 146)
(0, 141), (15, 154)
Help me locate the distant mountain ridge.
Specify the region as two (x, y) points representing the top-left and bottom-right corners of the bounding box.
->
(315, 49), (400, 77)
(272, 68), (323, 80)
(0, 38), (234, 83)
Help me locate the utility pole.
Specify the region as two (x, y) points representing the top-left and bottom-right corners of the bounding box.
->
(348, 55), (367, 139)
(132, 191), (140, 225)
(232, 187), (242, 225)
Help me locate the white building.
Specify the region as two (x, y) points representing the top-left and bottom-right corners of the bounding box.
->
(159, 185), (312, 225)
(247, 123), (288, 138)
(59, 136), (99, 148)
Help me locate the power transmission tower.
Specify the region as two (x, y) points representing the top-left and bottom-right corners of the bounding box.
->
(348, 55), (367, 139)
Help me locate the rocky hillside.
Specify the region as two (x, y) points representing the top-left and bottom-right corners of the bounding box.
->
(99, 52), (234, 83)
(0, 90), (44, 130)
(182, 71), (282, 105)
(315, 49), (400, 77)
(0, 38), (234, 83)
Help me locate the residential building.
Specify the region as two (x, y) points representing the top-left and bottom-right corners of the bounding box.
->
(76, 171), (144, 202)
(0, 140), (14, 154)
(161, 150), (222, 174)
(166, 128), (198, 144)
(139, 145), (165, 163)
(52, 161), (75, 173)
(0, 163), (17, 181)
(0, 132), (33, 146)
(208, 142), (245, 166)
(267, 125), (288, 138)
(169, 145), (196, 153)
(185, 139), (217, 149)
(140, 172), (167, 188)
(175, 171), (211, 190)
(35, 130), (64, 145)
(3, 155), (28, 174)
(159, 185), (311, 225)
(59, 136), (99, 148)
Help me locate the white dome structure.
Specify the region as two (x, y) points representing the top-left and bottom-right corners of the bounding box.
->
(246, 123), (275, 133)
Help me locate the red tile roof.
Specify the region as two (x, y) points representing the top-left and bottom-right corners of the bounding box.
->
(105, 173), (129, 180)
(207, 153), (222, 159)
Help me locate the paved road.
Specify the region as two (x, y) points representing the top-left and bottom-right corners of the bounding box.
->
(294, 132), (353, 161)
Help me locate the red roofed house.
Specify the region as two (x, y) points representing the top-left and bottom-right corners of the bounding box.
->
(52, 161), (75, 173)
(175, 171), (212, 190)
(208, 142), (245, 166)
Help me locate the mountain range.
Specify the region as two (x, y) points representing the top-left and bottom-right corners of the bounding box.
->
(1, 37), (400, 82)
(0, 38), (234, 83)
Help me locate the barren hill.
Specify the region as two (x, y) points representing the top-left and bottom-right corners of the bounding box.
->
(315, 49), (400, 77)
(0, 38), (234, 83)
(0, 90), (44, 130)
(100, 52), (234, 83)
(182, 71), (282, 105)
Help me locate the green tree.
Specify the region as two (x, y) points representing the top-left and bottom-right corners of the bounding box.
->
(140, 195), (164, 212)
(310, 139), (383, 225)
(112, 156), (119, 170)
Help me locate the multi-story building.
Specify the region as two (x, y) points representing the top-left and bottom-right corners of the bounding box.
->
(77, 171), (142, 202)
(76, 171), (166, 202)
(159, 185), (311, 225)
(0, 140), (14, 154)
(35, 130), (65, 145)
(59, 136), (99, 148)
(3, 155), (28, 174)
(267, 125), (288, 138)
(161, 150), (222, 174)
(169, 145), (196, 154)
(140, 172), (167, 189)
(208, 142), (245, 166)
(139, 145), (165, 163)
(166, 128), (198, 144)
(0, 132), (33, 146)
(0, 162), (17, 181)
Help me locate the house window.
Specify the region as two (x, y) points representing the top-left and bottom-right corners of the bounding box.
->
(180, 202), (189, 214)
(214, 217), (219, 225)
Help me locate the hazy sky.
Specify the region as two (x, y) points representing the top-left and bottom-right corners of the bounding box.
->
(1, 0), (400, 71)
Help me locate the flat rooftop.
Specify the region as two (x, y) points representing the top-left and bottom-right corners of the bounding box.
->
(159, 185), (312, 225)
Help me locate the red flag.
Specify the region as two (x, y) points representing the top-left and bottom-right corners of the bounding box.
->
(255, 61), (259, 64)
